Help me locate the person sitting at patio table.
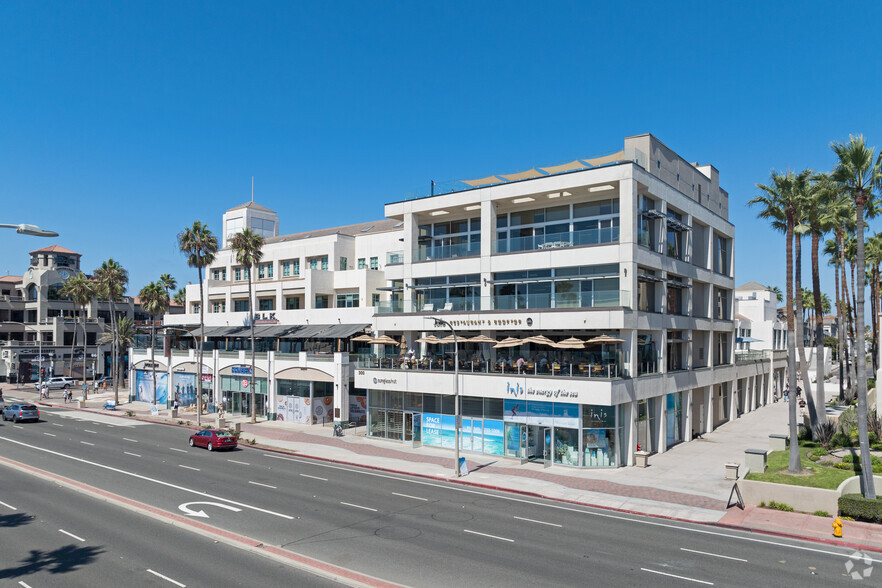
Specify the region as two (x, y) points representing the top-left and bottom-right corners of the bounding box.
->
(516, 357), (525, 371)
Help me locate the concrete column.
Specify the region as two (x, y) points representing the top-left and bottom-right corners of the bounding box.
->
(705, 387), (714, 433)
(267, 350), (275, 419)
(627, 400), (638, 465)
(333, 352), (348, 423)
(729, 381), (738, 422)
(683, 389), (693, 442)
(657, 394), (667, 453)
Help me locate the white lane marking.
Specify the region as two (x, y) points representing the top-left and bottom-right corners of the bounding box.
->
(514, 515), (562, 528)
(52, 423), (63, 427)
(392, 492), (428, 501)
(248, 480), (276, 489)
(169, 448), (188, 453)
(299, 473), (328, 481)
(123, 438), (138, 443)
(147, 569), (186, 587)
(0, 500), (17, 510)
(43, 432), (56, 437)
(681, 547), (747, 562)
(227, 459), (250, 465)
(124, 452), (142, 458)
(642, 568), (713, 585)
(0, 436), (294, 520)
(179, 465), (201, 472)
(340, 501), (377, 512)
(261, 452), (881, 564)
(106, 425), (115, 428)
(80, 441), (95, 446)
(84, 430), (97, 434)
(18, 581), (33, 588)
(59, 528), (85, 542)
(464, 529), (514, 542)
(13, 425), (23, 429)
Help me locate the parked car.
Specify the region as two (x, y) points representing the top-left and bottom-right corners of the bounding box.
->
(93, 376), (113, 389)
(2, 403), (39, 423)
(34, 377), (75, 390)
(188, 429), (238, 451)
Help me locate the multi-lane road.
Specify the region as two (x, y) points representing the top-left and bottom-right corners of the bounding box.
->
(0, 401), (877, 587)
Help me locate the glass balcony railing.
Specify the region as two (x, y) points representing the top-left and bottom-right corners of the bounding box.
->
(374, 291), (630, 314)
(386, 250), (404, 265)
(493, 227), (618, 254)
(412, 242), (481, 262)
(355, 354), (625, 379)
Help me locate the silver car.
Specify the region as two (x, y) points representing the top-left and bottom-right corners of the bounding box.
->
(2, 403), (40, 423)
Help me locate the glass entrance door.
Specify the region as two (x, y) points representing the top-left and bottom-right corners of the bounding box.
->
(404, 412), (414, 442)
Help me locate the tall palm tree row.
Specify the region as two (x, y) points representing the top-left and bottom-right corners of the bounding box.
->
(750, 170), (803, 473)
(93, 259), (128, 406)
(59, 272), (95, 397)
(178, 221), (218, 428)
(99, 316), (134, 391)
(139, 281), (169, 405)
(830, 135), (882, 500)
(158, 273), (177, 360)
(229, 227), (265, 424)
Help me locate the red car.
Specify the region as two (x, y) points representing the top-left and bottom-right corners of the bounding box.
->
(188, 429), (238, 451)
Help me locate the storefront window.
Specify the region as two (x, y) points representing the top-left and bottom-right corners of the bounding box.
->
(554, 428), (579, 466)
(583, 404), (617, 467)
(666, 392), (682, 447)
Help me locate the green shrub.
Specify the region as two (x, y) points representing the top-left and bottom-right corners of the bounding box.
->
(869, 379), (876, 390)
(831, 432), (853, 448)
(801, 441), (819, 448)
(869, 431), (879, 445)
(839, 407), (858, 435)
(839, 494), (882, 523)
(797, 425), (813, 441)
(814, 419), (837, 450)
(872, 443), (882, 451)
(834, 462), (853, 470)
(842, 454), (855, 463)
(767, 500), (794, 512)
(813, 510), (830, 517)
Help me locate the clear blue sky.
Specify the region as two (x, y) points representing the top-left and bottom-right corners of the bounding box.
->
(1, 1), (881, 306)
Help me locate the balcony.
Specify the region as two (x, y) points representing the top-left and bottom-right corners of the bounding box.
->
(413, 242), (480, 262)
(355, 355), (624, 379)
(493, 227), (618, 254)
(386, 251), (404, 265)
(374, 291), (630, 314)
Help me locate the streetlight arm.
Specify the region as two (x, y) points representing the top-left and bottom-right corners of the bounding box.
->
(0, 223), (59, 237)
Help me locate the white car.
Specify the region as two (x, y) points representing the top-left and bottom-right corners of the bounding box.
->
(34, 376), (75, 390)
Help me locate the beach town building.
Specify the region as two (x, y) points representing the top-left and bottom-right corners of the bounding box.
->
(148, 133), (781, 467)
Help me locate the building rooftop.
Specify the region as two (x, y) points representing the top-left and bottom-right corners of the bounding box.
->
(226, 201), (277, 214)
(29, 245), (81, 255)
(0, 275), (22, 283)
(736, 281), (768, 291)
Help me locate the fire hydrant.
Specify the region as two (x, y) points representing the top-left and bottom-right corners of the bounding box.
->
(833, 517), (843, 538)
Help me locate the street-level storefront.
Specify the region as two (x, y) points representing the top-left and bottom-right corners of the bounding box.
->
(366, 389), (622, 468)
(220, 365), (268, 417)
(171, 362), (213, 408)
(133, 360), (168, 405)
(274, 367), (335, 425)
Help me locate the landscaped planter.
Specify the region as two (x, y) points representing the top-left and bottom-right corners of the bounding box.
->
(737, 478), (839, 514)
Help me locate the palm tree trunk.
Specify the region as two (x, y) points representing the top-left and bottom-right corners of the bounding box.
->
(811, 232), (825, 429)
(196, 271), (204, 428)
(843, 253), (856, 391)
(150, 316), (157, 405)
(794, 234), (818, 432)
(82, 311), (88, 400)
(249, 267), (256, 424)
(69, 305), (77, 380)
(109, 299), (119, 405)
(836, 231), (845, 401)
(785, 218), (801, 473)
(854, 194), (875, 499)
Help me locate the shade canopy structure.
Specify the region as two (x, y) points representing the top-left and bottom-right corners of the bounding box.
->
(586, 335), (626, 344)
(467, 335), (498, 344)
(461, 175), (505, 187)
(539, 160), (588, 175)
(493, 337), (524, 348)
(523, 334), (556, 346)
(437, 334), (457, 344)
(369, 335), (399, 346)
(552, 337), (585, 349)
(735, 336), (763, 343)
(415, 335), (441, 344)
(350, 334), (374, 342)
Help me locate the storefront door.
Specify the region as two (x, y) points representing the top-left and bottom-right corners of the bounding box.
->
(409, 412), (422, 447)
(543, 427), (552, 468)
(404, 411), (414, 442)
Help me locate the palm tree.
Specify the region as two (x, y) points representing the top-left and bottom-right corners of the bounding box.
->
(865, 233), (882, 373)
(172, 289), (186, 306)
(750, 170), (803, 473)
(99, 317), (135, 391)
(158, 274), (177, 360)
(178, 221), (218, 428)
(766, 285), (783, 303)
(60, 273), (95, 397)
(831, 135), (882, 500)
(94, 259), (128, 406)
(229, 227), (265, 424)
(825, 234), (848, 399)
(139, 281), (169, 405)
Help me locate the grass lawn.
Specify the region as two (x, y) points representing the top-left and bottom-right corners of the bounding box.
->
(744, 446), (856, 489)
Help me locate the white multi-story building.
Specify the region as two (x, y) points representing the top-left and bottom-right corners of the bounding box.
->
(146, 133), (779, 467)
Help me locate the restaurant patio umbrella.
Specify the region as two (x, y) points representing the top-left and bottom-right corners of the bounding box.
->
(467, 335), (498, 344)
(415, 335), (441, 344)
(369, 335), (400, 346)
(523, 335), (556, 346)
(437, 334), (457, 344)
(553, 337), (585, 349)
(493, 337), (524, 348)
(586, 335), (626, 344)
(399, 335), (408, 348)
(351, 334), (374, 342)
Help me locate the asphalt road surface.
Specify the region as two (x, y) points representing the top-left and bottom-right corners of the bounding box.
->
(0, 403), (878, 587)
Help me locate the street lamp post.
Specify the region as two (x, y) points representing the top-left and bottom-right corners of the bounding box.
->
(431, 316), (460, 477)
(1, 321), (44, 390)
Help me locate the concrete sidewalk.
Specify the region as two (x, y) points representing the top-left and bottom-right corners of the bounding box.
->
(5, 383), (882, 552)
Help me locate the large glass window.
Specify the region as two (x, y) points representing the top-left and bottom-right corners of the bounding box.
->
(666, 392), (682, 447)
(496, 200), (619, 253)
(285, 296), (301, 310)
(258, 298), (274, 311)
(554, 428), (580, 466)
(234, 299), (249, 312)
(413, 274), (481, 311)
(315, 295), (329, 308)
(415, 218), (481, 261)
(583, 405), (617, 467)
(493, 264), (619, 310)
(336, 293), (359, 308)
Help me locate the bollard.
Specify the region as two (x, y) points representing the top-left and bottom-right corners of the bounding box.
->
(833, 516), (843, 538)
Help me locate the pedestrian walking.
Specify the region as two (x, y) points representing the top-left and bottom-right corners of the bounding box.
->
(41, 383), (48, 400)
